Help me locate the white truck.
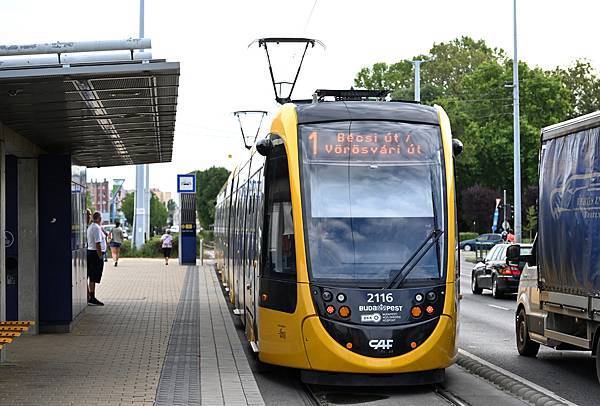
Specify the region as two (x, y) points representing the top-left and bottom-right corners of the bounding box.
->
(512, 111), (600, 382)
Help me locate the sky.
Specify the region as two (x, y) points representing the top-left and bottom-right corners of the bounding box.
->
(1, 0), (599, 196)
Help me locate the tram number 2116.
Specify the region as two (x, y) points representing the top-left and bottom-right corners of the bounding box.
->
(367, 293), (394, 303)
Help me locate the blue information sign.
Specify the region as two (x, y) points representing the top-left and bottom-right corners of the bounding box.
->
(177, 174), (196, 193)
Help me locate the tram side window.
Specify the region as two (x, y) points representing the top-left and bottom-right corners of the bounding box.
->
(264, 142), (296, 278)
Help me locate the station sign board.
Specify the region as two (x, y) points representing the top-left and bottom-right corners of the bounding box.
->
(177, 174), (196, 193)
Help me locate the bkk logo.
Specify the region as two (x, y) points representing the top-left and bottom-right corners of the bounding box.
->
(368, 339), (393, 350)
(361, 313), (382, 323)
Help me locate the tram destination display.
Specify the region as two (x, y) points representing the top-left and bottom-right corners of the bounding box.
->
(302, 121), (440, 162)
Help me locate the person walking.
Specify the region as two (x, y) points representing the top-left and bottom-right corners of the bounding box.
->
(109, 220), (124, 267)
(160, 229), (173, 266)
(87, 211), (106, 306)
(507, 229), (516, 243)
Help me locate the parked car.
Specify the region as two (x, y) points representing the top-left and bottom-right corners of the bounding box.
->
(471, 243), (532, 298)
(459, 233), (503, 251)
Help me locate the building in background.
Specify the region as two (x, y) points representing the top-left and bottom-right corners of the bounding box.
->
(87, 179), (110, 220)
(150, 188), (172, 205)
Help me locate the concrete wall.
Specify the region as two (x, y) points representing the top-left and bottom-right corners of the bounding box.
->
(17, 158), (38, 333)
(0, 122), (43, 340)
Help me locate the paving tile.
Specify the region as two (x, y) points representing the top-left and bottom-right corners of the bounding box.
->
(0, 259), (266, 406)
(0, 258), (186, 405)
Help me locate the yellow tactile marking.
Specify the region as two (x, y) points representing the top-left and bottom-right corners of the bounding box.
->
(0, 326), (29, 331)
(0, 321), (34, 326)
(0, 332), (21, 337)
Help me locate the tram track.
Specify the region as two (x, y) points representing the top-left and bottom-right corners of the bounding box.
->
(303, 383), (470, 406)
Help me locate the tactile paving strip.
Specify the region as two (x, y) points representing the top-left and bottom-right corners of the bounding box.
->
(155, 266), (201, 406)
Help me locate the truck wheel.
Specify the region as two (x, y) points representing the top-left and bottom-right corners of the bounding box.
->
(464, 244), (472, 252)
(471, 274), (482, 295)
(492, 276), (503, 299)
(516, 309), (539, 357)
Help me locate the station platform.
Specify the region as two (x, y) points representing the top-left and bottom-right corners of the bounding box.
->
(0, 259), (264, 406)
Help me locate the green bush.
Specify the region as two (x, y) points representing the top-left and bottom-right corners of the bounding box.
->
(120, 233), (210, 258)
(120, 240), (134, 257)
(459, 232), (478, 242)
(120, 235), (179, 258)
(199, 229), (214, 242)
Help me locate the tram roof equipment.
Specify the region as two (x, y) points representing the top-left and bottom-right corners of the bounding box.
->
(250, 37), (325, 104)
(0, 38), (179, 167)
(233, 110), (268, 150)
(312, 89), (391, 102)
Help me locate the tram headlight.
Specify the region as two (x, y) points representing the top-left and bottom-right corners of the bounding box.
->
(410, 306), (423, 318)
(338, 306), (351, 318)
(322, 291), (333, 302)
(326, 305), (336, 315)
(425, 305), (435, 315)
(414, 293), (424, 303)
(336, 293), (346, 303)
(426, 291), (437, 302)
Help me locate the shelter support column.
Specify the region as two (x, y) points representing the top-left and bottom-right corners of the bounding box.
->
(0, 141), (5, 361)
(17, 158), (38, 334)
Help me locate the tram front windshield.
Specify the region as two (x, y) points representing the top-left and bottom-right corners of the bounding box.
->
(300, 121), (445, 287)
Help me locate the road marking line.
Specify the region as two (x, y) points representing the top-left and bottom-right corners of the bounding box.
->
(487, 304), (510, 311)
(458, 349), (578, 406)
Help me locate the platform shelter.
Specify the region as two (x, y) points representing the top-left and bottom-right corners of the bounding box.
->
(0, 38), (179, 347)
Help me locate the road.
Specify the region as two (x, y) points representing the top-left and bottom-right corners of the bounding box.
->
(459, 252), (598, 406)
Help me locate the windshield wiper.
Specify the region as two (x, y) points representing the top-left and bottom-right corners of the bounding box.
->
(385, 229), (444, 289)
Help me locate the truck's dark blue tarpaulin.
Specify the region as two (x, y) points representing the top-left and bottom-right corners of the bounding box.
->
(539, 126), (600, 295)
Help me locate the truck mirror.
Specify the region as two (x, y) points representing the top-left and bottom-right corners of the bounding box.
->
(506, 244), (520, 263)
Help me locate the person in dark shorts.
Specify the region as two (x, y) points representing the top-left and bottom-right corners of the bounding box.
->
(86, 211), (106, 305)
(109, 220), (124, 267)
(160, 229), (173, 266)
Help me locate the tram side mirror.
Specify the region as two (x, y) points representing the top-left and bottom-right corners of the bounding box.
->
(506, 244), (521, 263)
(256, 138), (273, 156)
(452, 138), (463, 157)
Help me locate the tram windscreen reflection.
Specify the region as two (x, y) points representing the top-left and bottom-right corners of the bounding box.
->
(300, 121), (445, 285)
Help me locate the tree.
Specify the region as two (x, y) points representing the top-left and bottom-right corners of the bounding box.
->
(354, 36), (502, 102)
(461, 185), (500, 234)
(553, 60), (600, 116)
(150, 192), (168, 232)
(122, 192), (134, 226)
(85, 191), (94, 211)
(166, 199), (177, 226)
(353, 36), (588, 230)
(524, 205), (538, 241)
(195, 167), (230, 230)
(120, 191), (168, 232)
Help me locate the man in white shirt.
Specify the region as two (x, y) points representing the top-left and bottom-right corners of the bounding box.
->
(86, 211), (106, 306)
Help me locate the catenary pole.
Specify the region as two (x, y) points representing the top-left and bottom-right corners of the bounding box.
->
(512, 0), (522, 242)
(133, 0), (147, 249)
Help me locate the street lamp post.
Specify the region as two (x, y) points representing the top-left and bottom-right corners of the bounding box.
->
(410, 60), (427, 102)
(512, 0), (522, 242)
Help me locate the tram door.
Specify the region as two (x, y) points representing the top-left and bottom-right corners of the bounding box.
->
(227, 176), (239, 301)
(259, 139), (297, 316)
(245, 164), (263, 340)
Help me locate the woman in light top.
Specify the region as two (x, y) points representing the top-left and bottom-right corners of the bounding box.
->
(109, 221), (124, 267)
(160, 229), (173, 266)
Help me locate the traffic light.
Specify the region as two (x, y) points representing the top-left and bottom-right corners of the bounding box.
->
(505, 203), (513, 220)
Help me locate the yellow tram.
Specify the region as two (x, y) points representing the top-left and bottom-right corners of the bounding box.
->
(215, 91), (461, 385)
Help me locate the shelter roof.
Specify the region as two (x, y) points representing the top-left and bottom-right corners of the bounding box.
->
(0, 59), (179, 167)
